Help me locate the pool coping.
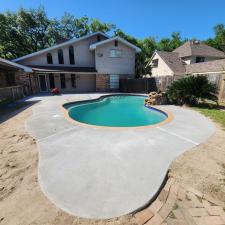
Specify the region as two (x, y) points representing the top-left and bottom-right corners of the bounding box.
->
(61, 94), (174, 130)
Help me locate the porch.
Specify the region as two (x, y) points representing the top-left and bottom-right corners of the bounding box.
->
(32, 66), (122, 93)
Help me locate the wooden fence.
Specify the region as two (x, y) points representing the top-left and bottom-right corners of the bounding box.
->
(119, 78), (157, 93)
(119, 74), (225, 101)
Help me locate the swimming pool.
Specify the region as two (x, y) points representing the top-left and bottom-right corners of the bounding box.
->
(65, 95), (168, 127)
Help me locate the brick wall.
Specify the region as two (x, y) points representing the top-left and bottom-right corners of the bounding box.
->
(0, 71), (7, 87)
(15, 72), (40, 94)
(96, 74), (110, 92)
(96, 74), (131, 92)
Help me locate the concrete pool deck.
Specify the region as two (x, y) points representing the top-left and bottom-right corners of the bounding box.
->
(25, 93), (215, 219)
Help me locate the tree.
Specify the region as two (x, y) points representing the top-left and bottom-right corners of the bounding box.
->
(0, 7), (116, 59)
(170, 32), (183, 50)
(90, 19), (116, 33)
(157, 32), (183, 52)
(205, 24), (225, 53)
(59, 13), (89, 40)
(0, 7), (55, 58)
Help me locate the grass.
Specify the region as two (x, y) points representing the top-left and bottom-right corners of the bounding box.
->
(192, 102), (225, 129)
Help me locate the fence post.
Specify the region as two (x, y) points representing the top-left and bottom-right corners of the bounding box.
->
(218, 73), (225, 101)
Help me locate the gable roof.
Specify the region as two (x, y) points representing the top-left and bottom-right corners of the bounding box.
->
(185, 59), (225, 74)
(0, 57), (32, 72)
(156, 51), (186, 75)
(89, 36), (141, 53)
(12, 32), (109, 63)
(173, 41), (225, 58)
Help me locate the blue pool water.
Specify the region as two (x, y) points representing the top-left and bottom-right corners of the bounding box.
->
(67, 95), (167, 127)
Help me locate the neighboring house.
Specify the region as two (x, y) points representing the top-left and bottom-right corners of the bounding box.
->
(12, 32), (141, 93)
(148, 40), (225, 77)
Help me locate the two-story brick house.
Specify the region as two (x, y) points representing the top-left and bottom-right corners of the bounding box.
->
(13, 32), (141, 93)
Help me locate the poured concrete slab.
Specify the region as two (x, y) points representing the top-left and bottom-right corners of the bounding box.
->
(25, 94), (215, 219)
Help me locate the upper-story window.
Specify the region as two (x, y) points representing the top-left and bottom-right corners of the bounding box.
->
(196, 57), (205, 63)
(110, 49), (122, 58)
(97, 35), (101, 42)
(69, 46), (75, 65)
(114, 40), (118, 47)
(47, 53), (53, 64)
(58, 49), (64, 64)
(152, 59), (158, 67)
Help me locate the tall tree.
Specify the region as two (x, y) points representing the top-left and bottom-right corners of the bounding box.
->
(157, 32), (183, 52)
(90, 19), (116, 33)
(205, 24), (225, 53)
(0, 7), (116, 59)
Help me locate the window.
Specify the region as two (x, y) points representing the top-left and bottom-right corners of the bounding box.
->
(110, 49), (122, 58)
(71, 74), (76, 88)
(114, 40), (118, 47)
(60, 74), (66, 89)
(152, 59), (158, 67)
(58, 49), (64, 64)
(110, 74), (119, 89)
(69, 46), (75, 65)
(196, 57), (205, 63)
(47, 53), (53, 64)
(97, 35), (101, 42)
(49, 74), (55, 89)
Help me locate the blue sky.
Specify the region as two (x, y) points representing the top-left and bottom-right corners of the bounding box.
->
(0, 0), (225, 41)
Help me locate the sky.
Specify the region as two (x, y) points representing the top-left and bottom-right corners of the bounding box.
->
(0, 0), (225, 41)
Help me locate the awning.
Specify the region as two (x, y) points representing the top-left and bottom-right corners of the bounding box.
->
(0, 57), (32, 72)
(31, 65), (97, 73)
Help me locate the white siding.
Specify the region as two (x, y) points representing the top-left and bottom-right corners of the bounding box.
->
(95, 41), (135, 75)
(151, 53), (173, 77)
(17, 34), (107, 67)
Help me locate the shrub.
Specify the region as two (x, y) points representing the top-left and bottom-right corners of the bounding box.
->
(166, 75), (218, 105)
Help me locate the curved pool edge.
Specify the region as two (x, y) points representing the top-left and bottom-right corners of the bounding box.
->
(61, 94), (174, 130)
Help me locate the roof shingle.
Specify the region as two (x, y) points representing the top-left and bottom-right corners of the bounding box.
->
(185, 59), (225, 74)
(173, 41), (225, 58)
(156, 51), (186, 75)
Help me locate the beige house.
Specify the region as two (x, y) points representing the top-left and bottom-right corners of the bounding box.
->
(148, 40), (225, 77)
(13, 32), (141, 93)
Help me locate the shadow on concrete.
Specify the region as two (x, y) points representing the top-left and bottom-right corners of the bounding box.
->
(0, 100), (40, 123)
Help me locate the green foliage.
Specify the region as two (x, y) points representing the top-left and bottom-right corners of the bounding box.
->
(90, 19), (116, 33)
(157, 32), (185, 52)
(204, 24), (225, 52)
(0, 7), (116, 59)
(166, 75), (218, 105)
